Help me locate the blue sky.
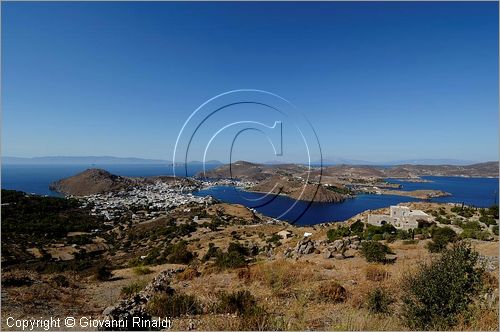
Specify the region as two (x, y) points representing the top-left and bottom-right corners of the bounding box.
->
(2, 2), (498, 163)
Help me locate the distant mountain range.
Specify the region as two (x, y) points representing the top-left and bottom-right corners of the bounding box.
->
(202, 160), (499, 180)
(2, 156), (223, 165)
(2, 155), (492, 167)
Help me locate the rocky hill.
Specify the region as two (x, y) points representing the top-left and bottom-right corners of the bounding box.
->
(49, 169), (193, 196)
(204, 161), (498, 182)
(198, 161), (311, 181)
(383, 161), (498, 178)
(249, 176), (346, 203)
(49, 169), (135, 196)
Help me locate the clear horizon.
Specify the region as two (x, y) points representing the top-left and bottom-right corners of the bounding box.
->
(2, 2), (498, 163)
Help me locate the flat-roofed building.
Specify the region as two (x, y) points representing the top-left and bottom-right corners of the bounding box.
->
(367, 205), (432, 230)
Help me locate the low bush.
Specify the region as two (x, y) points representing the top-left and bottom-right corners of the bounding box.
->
(121, 280), (147, 297)
(164, 241), (195, 264)
(458, 221), (491, 240)
(51, 275), (70, 287)
(215, 251), (246, 269)
(212, 242), (249, 270)
(366, 288), (393, 314)
(316, 281), (347, 303)
(349, 220), (365, 236)
(327, 226), (350, 241)
(95, 265), (112, 281)
(214, 290), (274, 330)
(147, 293), (201, 317)
(360, 241), (393, 263)
(401, 242), (484, 330)
(451, 205), (475, 218)
(177, 267), (200, 281)
(203, 243), (220, 261)
(426, 227), (458, 253)
(215, 290), (257, 315)
(364, 224), (397, 240)
(133, 266), (153, 275)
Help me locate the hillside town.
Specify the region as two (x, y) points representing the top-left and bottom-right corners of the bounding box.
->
(77, 178), (258, 223)
(78, 181), (213, 223)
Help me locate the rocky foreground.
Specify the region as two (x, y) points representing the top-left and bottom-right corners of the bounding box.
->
(1, 190), (499, 331)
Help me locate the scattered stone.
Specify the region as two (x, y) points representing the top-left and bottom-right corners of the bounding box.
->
(385, 254), (398, 263)
(100, 268), (183, 331)
(295, 237), (317, 255)
(324, 250), (333, 259)
(479, 255), (499, 272)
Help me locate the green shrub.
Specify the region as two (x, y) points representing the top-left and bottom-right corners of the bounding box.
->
(479, 214), (496, 226)
(488, 205), (499, 219)
(350, 220), (365, 236)
(266, 234), (281, 246)
(211, 242), (249, 269)
(492, 225), (499, 236)
(366, 288), (393, 314)
(147, 293), (201, 317)
(451, 205), (475, 218)
(215, 250), (246, 269)
(121, 280), (147, 297)
(396, 229), (412, 240)
(372, 234), (383, 241)
(215, 290), (257, 315)
(401, 242), (484, 330)
(364, 224), (397, 240)
(427, 227), (458, 253)
(426, 237), (448, 253)
(432, 226), (458, 242)
(165, 241), (195, 264)
(360, 241), (393, 263)
(459, 221), (491, 240)
(203, 243), (220, 261)
(133, 266), (153, 275)
(327, 226), (350, 241)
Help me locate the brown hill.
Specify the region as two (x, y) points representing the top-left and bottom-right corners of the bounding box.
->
(49, 169), (134, 196)
(384, 162), (498, 178)
(249, 176), (345, 203)
(199, 161), (312, 181)
(49, 169), (193, 196)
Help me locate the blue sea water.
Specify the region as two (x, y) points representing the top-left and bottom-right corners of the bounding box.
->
(196, 176), (499, 225)
(1, 163), (217, 196)
(2, 164), (498, 225)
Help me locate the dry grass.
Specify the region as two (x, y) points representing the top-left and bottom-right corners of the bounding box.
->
(245, 260), (319, 295)
(316, 281), (348, 303)
(177, 267), (200, 281)
(365, 264), (389, 282)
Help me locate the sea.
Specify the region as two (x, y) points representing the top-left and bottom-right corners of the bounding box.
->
(2, 164), (498, 225)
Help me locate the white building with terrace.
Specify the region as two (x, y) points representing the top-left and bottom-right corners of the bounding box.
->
(367, 205), (433, 230)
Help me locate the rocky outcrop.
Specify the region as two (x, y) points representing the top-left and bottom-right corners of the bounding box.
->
(100, 268), (182, 331)
(295, 237), (317, 255)
(323, 236), (361, 259)
(250, 176), (346, 203)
